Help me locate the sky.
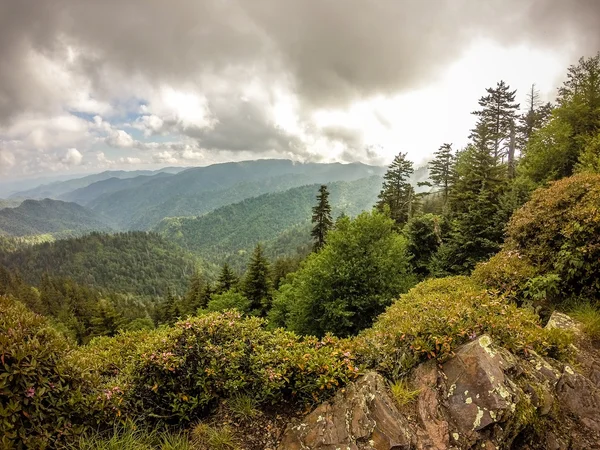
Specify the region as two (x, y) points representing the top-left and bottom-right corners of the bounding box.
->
(0, 0), (599, 180)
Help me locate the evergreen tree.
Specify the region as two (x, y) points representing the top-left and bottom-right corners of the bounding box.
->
(428, 143), (455, 207)
(471, 80), (520, 162)
(517, 84), (553, 151)
(184, 271), (213, 313)
(90, 299), (123, 337)
(158, 289), (180, 325)
(215, 263), (239, 294)
(311, 185), (333, 251)
(376, 152), (415, 227)
(242, 244), (273, 316)
(436, 124), (506, 274)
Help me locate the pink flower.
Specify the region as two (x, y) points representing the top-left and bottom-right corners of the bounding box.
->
(25, 387), (35, 398)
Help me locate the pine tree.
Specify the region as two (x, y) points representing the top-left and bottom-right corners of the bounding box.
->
(215, 263), (239, 294)
(184, 271), (213, 313)
(517, 84), (553, 151)
(428, 143), (455, 207)
(376, 152), (415, 227)
(311, 185), (333, 251)
(471, 80), (520, 162)
(90, 299), (123, 337)
(242, 244), (273, 316)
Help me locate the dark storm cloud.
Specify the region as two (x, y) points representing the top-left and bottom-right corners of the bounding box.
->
(1, 0), (600, 132)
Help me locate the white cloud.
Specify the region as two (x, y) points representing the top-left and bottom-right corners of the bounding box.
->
(63, 148), (83, 166)
(106, 129), (135, 148)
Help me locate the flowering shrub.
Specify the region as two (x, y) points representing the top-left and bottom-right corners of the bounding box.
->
(0, 297), (96, 448)
(506, 173), (600, 299)
(472, 250), (537, 301)
(353, 277), (572, 379)
(116, 311), (359, 425)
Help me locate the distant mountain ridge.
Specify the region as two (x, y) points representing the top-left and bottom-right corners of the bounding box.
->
(8, 167), (185, 200)
(0, 199), (114, 238)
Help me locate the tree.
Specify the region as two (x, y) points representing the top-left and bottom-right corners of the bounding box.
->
(403, 214), (445, 277)
(274, 211), (416, 337)
(435, 125), (507, 274)
(206, 290), (251, 314)
(311, 185), (333, 251)
(428, 143), (455, 207)
(90, 299), (124, 337)
(184, 271), (213, 313)
(376, 152), (415, 227)
(516, 84), (553, 151)
(215, 263), (239, 294)
(471, 80), (520, 162)
(242, 244), (273, 316)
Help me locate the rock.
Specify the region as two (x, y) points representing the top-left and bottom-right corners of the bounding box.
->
(442, 335), (515, 437)
(555, 365), (600, 432)
(545, 311), (581, 334)
(277, 372), (412, 450)
(412, 361), (449, 450)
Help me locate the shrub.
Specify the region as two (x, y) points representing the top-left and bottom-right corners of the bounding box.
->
(205, 290), (251, 314)
(506, 173), (600, 299)
(472, 250), (537, 301)
(354, 277), (572, 379)
(0, 297), (95, 448)
(120, 311), (359, 425)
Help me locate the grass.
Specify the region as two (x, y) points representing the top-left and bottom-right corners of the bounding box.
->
(191, 423), (239, 450)
(74, 427), (195, 450)
(226, 394), (259, 421)
(389, 379), (420, 407)
(570, 303), (600, 340)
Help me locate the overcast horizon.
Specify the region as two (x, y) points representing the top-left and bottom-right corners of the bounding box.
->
(1, 0), (599, 180)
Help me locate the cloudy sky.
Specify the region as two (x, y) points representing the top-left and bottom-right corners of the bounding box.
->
(0, 0), (599, 180)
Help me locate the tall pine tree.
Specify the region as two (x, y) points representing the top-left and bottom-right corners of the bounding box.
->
(242, 244), (273, 316)
(311, 185), (333, 251)
(215, 263), (239, 294)
(428, 143), (455, 208)
(471, 80), (520, 162)
(376, 152), (415, 227)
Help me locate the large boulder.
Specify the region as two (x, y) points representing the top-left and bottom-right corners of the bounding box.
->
(279, 330), (600, 449)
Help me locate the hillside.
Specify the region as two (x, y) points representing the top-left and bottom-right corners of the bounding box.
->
(87, 160), (387, 229)
(58, 172), (173, 206)
(9, 168), (183, 199)
(155, 176), (382, 267)
(0, 199), (22, 210)
(0, 232), (199, 296)
(0, 199), (114, 237)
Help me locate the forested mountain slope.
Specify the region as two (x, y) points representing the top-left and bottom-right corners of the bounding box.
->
(155, 176), (382, 267)
(0, 232), (199, 295)
(87, 160), (386, 229)
(0, 199), (114, 237)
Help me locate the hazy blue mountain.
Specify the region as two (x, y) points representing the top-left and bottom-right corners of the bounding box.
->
(0, 199), (114, 238)
(154, 176), (383, 268)
(0, 199), (22, 210)
(88, 159), (386, 229)
(9, 167), (184, 200)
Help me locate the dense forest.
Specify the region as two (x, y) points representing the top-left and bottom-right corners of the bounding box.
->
(1, 53), (600, 449)
(0, 199), (114, 237)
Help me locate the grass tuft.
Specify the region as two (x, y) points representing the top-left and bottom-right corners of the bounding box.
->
(227, 394), (259, 421)
(191, 423), (239, 450)
(570, 303), (600, 340)
(389, 379), (420, 407)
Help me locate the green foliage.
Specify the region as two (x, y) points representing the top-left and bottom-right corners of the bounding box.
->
(0, 297), (95, 448)
(311, 184), (333, 251)
(74, 426), (195, 450)
(276, 210), (416, 337)
(506, 173), (600, 298)
(376, 152), (415, 227)
(521, 53), (600, 183)
(115, 311), (358, 425)
(205, 291), (251, 314)
(354, 277), (572, 379)
(226, 394), (259, 421)
(215, 263), (239, 295)
(0, 232), (199, 296)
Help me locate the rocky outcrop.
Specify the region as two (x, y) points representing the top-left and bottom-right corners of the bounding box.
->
(279, 312), (600, 449)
